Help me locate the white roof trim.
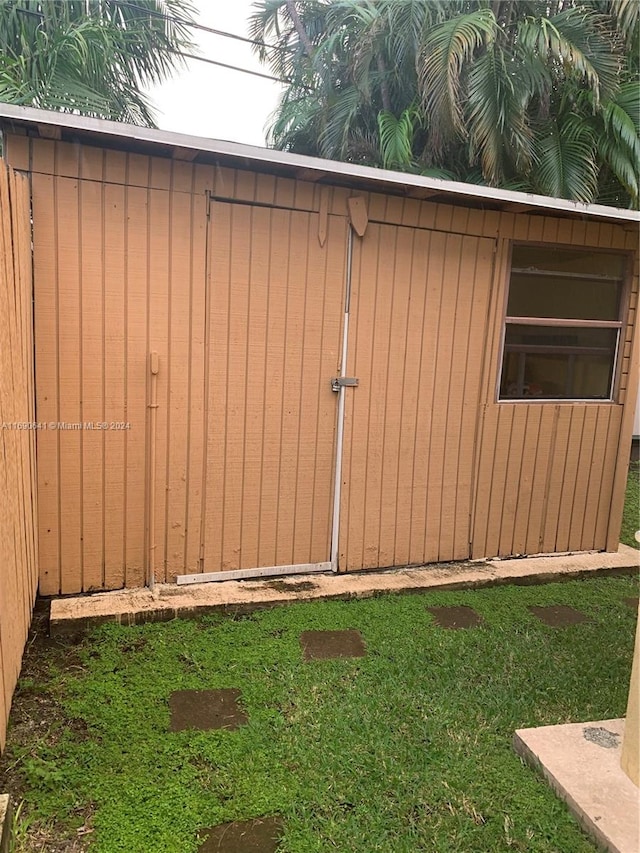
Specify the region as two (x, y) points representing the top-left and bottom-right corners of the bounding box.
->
(1, 103), (639, 224)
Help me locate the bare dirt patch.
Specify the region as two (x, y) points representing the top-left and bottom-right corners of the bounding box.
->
(169, 689), (248, 732)
(426, 605), (484, 629)
(299, 629), (366, 661)
(0, 601), (92, 852)
(528, 604), (590, 627)
(198, 815), (284, 852)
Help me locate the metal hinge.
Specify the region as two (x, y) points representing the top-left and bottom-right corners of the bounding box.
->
(331, 377), (359, 392)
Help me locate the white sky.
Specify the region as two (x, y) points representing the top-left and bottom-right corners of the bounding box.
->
(146, 0), (284, 147)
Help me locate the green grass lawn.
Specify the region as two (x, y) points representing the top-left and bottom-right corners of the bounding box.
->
(2, 576), (638, 852)
(621, 460), (639, 548)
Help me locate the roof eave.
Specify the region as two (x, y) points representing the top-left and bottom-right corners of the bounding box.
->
(1, 103), (639, 226)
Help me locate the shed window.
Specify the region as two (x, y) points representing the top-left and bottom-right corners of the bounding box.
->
(499, 246), (626, 400)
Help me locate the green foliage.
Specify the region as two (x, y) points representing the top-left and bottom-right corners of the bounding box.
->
(252, 0), (640, 206)
(533, 113), (599, 202)
(621, 462), (639, 549)
(377, 105), (419, 169)
(419, 8), (497, 145)
(21, 754), (65, 791)
(2, 576), (638, 851)
(9, 801), (39, 853)
(0, 0), (197, 126)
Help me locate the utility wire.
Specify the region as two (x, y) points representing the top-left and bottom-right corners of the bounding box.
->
(114, 1), (287, 53)
(11, 3), (295, 85)
(14, 0), (286, 52)
(172, 50), (289, 84)
(13, 5), (44, 19)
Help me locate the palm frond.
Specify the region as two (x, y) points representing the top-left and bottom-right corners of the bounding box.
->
(597, 86), (640, 203)
(532, 114), (599, 201)
(252, 0), (634, 205)
(597, 132), (639, 203)
(601, 92), (640, 160)
(0, 0), (198, 125)
(466, 45), (534, 184)
(418, 165), (459, 180)
(377, 106), (419, 169)
(418, 9), (497, 149)
(318, 84), (364, 159)
(517, 7), (620, 107)
(605, 0), (640, 46)
(614, 80), (640, 134)
(268, 88), (324, 151)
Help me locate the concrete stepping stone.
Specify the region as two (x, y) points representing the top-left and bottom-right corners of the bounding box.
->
(623, 596), (639, 611)
(198, 816), (283, 852)
(299, 629), (366, 661)
(169, 689), (247, 732)
(426, 605), (483, 629)
(528, 605), (589, 628)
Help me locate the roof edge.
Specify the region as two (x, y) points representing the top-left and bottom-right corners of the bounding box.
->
(1, 103), (639, 225)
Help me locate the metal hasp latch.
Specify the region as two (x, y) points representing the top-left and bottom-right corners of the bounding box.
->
(331, 377), (359, 392)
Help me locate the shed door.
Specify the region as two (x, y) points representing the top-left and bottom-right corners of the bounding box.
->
(339, 223), (496, 570)
(200, 201), (347, 575)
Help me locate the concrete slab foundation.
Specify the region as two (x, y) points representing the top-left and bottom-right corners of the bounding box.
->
(514, 718), (639, 853)
(49, 545), (639, 636)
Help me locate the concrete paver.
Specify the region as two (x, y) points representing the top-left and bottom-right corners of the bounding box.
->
(426, 605), (483, 629)
(198, 816), (283, 852)
(299, 629), (366, 661)
(169, 689), (247, 733)
(528, 605), (590, 627)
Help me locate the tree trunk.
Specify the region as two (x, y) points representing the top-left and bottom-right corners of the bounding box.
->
(377, 54), (392, 112)
(286, 0), (314, 57)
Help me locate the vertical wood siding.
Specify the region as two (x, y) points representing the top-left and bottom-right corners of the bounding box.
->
(472, 403), (626, 556)
(472, 234), (638, 558)
(31, 169), (208, 593)
(5, 132), (637, 593)
(0, 164), (38, 751)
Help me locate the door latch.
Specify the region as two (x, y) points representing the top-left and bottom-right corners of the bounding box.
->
(331, 377), (359, 392)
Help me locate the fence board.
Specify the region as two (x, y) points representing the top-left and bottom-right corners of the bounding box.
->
(0, 163), (38, 751)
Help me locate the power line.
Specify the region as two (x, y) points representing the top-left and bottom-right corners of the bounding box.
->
(13, 5), (44, 19)
(10, 3), (296, 86)
(172, 50), (289, 85)
(12, 2), (289, 53)
(114, 1), (287, 53)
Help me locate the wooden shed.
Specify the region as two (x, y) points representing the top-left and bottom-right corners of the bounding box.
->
(1, 105), (637, 597)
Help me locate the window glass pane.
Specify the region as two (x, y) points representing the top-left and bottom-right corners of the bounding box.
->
(511, 246), (626, 278)
(500, 325), (617, 399)
(507, 273), (622, 320)
(508, 246), (625, 321)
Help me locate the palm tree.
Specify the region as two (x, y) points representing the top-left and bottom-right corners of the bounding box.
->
(0, 0), (196, 126)
(250, 0), (640, 207)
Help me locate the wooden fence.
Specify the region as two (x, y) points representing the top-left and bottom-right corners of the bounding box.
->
(0, 163), (38, 751)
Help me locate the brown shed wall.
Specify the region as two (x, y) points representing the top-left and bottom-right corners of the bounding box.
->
(472, 236), (638, 558)
(0, 163), (38, 750)
(4, 133), (638, 595)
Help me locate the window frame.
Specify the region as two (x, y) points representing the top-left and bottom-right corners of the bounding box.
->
(496, 241), (633, 404)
